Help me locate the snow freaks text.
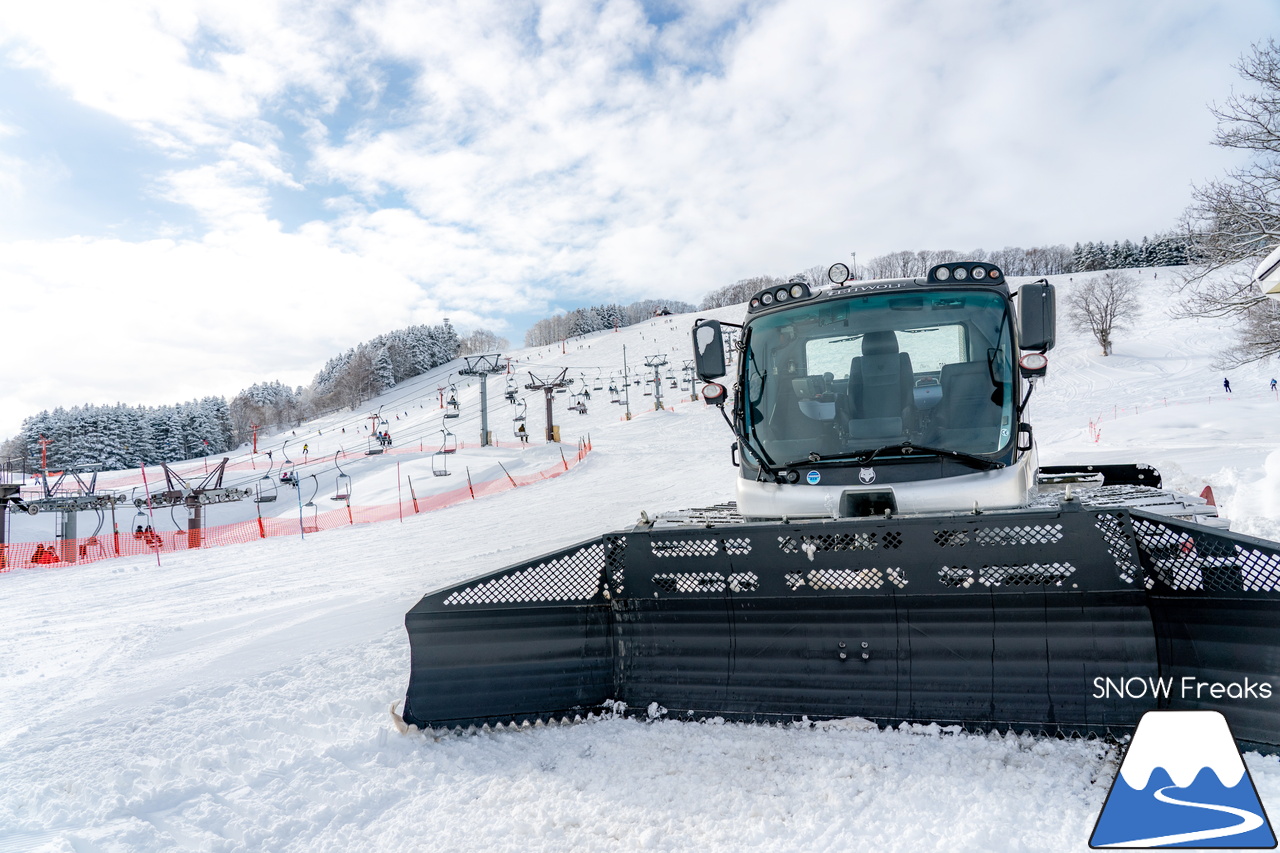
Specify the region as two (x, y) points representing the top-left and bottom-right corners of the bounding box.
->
(1093, 677), (1274, 701)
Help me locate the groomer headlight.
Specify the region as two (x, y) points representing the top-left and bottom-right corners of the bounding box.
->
(934, 266), (951, 281)
(761, 292), (773, 305)
(790, 283), (805, 298)
(776, 288), (788, 302)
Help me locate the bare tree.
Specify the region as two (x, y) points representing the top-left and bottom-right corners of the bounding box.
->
(1215, 297), (1280, 367)
(1067, 271), (1141, 356)
(1178, 39), (1280, 315)
(457, 328), (509, 356)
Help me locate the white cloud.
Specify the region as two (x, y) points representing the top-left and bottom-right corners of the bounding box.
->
(2, 0), (1279, 437)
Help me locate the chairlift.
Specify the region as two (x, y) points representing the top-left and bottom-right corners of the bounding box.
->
(366, 432), (385, 455)
(505, 377), (518, 403)
(302, 475), (319, 507)
(444, 384), (461, 419)
(255, 476), (278, 503)
(302, 476), (320, 533)
(513, 398), (527, 422)
(255, 451), (279, 503)
(131, 508), (149, 540)
(332, 452), (352, 501)
(439, 428), (457, 455)
(432, 450), (452, 477)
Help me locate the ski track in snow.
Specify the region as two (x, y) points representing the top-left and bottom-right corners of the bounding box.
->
(4, 269), (1280, 852)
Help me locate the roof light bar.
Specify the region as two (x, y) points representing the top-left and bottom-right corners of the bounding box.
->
(747, 280), (813, 313)
(926, 262), (1005, 285)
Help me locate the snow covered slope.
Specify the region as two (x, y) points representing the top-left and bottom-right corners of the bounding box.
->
(2, 268), (1279, 853)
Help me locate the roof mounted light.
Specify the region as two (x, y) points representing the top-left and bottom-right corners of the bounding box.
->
(926, 261), (1003, 284)
(926, 262), (1005, 285)
(747, 279), (815, 312)
(828, 263), (850, 284)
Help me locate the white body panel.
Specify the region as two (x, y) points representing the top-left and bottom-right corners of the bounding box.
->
(736, 448), (1038, 519)
(1254, 244), (1280, 298)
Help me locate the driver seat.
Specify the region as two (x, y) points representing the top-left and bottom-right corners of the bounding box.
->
(847, 331), (915, 442)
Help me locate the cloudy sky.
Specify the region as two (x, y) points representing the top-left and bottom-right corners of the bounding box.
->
(3, 0), (1278, 438)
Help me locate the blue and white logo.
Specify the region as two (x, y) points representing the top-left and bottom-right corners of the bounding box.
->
(1090, 711), (1276, 848)
(806, 470), (821, 485)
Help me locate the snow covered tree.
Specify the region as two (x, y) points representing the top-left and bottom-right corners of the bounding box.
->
(373, 346), (396, 392)
(1067, 271), (1141, 356)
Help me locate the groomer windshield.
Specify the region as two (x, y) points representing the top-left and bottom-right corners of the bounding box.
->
(741, 289), (1016, 467)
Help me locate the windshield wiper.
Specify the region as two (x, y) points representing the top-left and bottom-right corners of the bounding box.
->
(789, 442), (1005, 471)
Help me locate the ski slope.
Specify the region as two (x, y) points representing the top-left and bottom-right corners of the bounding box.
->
(3, 267), (1280, 853)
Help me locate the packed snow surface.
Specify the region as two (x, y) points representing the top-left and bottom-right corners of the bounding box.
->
(4, 267), (1280, 852)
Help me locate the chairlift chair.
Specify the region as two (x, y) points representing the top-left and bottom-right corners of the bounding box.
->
(255, 476), (278, 503)
(432, 450), (451, 477)
(255, 451), (279, 503)
(439, 428), (457, 455)
(444, 387), (461, 419)
(513, 399), (527, 422)
(132, 509), (149, 539)
(332, 452), (352, 501)
(302, 476), (320, 533)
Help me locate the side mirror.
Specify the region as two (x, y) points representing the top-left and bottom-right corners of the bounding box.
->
(1017, 281), (1055, 352)
(692, 319), (727, 380)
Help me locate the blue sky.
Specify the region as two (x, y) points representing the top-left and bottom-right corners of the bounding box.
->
(2, 0), (1279, 438)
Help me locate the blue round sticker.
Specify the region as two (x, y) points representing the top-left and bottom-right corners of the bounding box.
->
(806, 470), (821, 485)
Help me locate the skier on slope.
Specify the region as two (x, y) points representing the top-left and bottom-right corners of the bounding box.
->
(1224, 378), (1232, 394)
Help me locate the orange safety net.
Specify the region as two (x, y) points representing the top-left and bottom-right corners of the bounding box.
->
(2, 440), (592, 573)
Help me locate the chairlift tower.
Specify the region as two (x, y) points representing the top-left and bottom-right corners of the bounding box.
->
(459, 353), (505, 447)
(26, 464), (130, 563)
(645, 355), (668, 410)
(682, 360), (698, 401)
(525, 368), (571, 443)
(0, 456), (30, 569)
(137, 459), (251, 549)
